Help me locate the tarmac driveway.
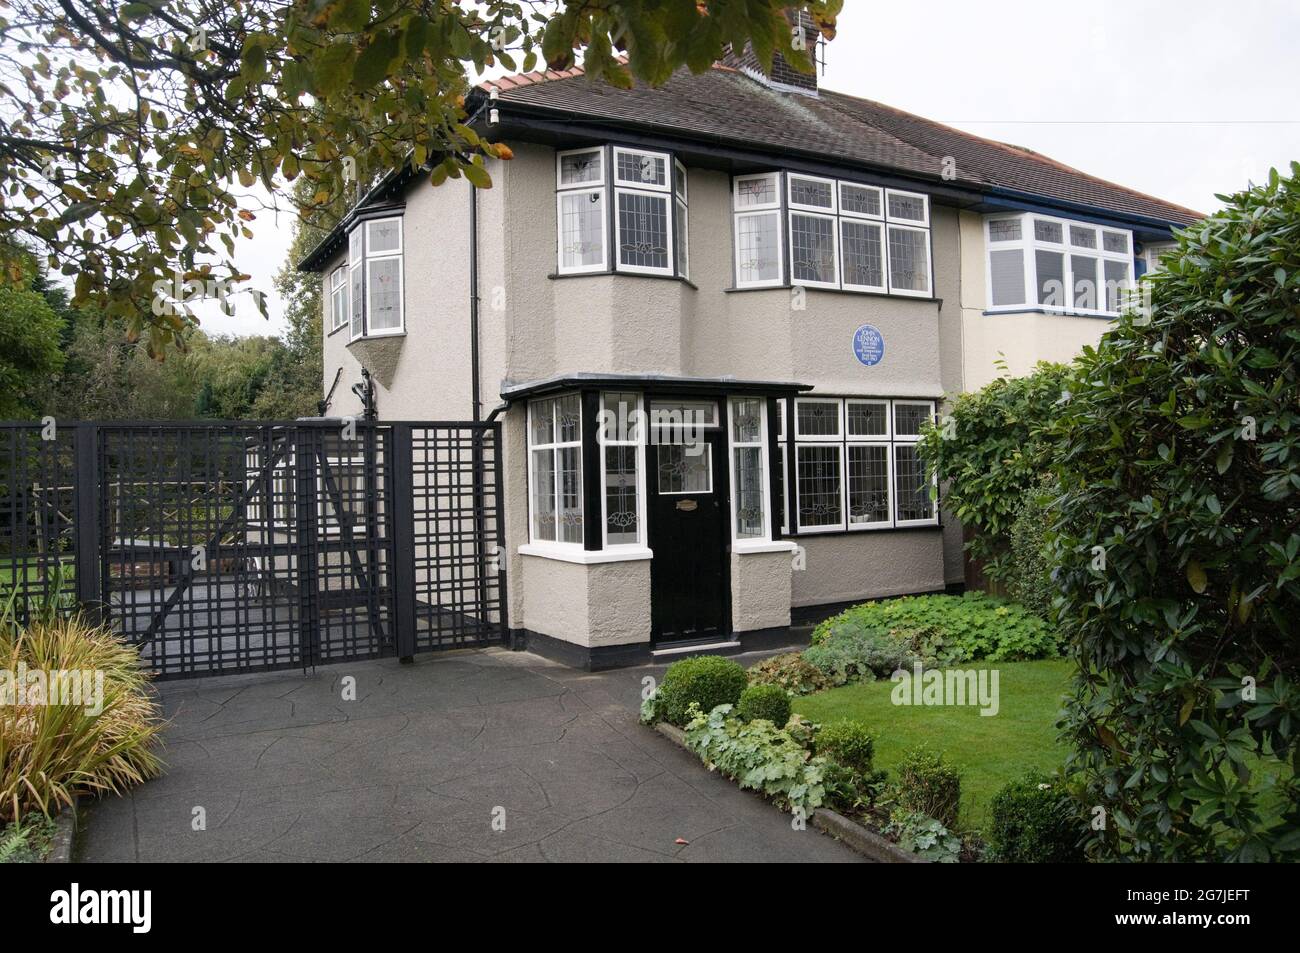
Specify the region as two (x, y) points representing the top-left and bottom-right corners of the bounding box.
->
(78, 648), (863, 863)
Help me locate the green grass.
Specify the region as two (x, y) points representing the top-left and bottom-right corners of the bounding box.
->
(793, 658), (1073, 832)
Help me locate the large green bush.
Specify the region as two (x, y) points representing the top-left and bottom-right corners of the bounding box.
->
(918, 362), (1072, 582)
(987, 773), (1084, 863)
(736, 683), (792, 726)
(1052, 166), (1300, 861)
(895, 746), (962, 829)
(814, 721), (876, 775)
(811, 593), (1057, 662)
(655, 655), (748, 727)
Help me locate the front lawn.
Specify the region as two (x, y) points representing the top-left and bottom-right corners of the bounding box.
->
(792, 659), (1072, 832)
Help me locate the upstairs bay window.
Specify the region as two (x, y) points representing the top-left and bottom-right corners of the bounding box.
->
(345, 216), (404, 339)
(732, 172), (931, 296)
(787, 397), (937, 533)
(555, 146), (688, 278)
(985, 213), (1134, 316)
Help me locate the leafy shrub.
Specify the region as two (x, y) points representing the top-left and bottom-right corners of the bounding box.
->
(747, 652), (830, 696)
(1004, 480), (1058, 624)
(683, 703), (827, 818)
(0, 814), (58, 864)
(987, 774), (1084, 863)
(1, 611), (164, 822)
(655, 655), (748, 727)
(814, 721), (875, 775)
(917, 361), (1072, 582)
(811, 593), (1056, 663)
(885, 809), (963, 863)
(1051, 166), (1300, 861)
(803, 625), (925, 685)
(736, 683), (792, 726)
(895, 746), (961, 829)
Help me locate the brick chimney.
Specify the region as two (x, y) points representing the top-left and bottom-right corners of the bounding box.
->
(722, 9), (824, 95)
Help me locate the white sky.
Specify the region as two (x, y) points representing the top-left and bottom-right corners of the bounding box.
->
(201, 0), (1300, 337)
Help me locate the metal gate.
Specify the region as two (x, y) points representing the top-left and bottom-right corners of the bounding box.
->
(0, 420), (505, 678)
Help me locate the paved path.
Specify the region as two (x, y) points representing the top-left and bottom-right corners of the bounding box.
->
(78, 648), (863, 863)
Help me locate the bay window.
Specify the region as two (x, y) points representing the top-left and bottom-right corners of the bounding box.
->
(345, 216), (404, 339)
(528, 395), (584, 546)
(788, 397), (937, 533)
(732, 171), (931, 296)
(555, 146), (687, 278)
(985, 213), (1134, 316)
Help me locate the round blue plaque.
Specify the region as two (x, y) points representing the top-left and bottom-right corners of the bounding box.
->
(852, 324), (885, 366)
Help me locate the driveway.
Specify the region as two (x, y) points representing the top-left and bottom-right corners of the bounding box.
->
(78, 648), (863, 863)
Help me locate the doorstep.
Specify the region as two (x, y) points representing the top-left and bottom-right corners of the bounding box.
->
(517, 624), (810, 671)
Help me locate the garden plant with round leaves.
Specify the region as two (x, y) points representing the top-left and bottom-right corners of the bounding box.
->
(1051, 164), (1300, 861)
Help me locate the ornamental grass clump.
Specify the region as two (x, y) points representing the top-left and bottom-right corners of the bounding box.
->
(1, 607), (164, 822)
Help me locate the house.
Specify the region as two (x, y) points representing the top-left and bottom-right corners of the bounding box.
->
(298, 32), (1201, 669)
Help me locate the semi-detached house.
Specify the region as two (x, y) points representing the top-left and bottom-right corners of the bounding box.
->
(299, 39), (1202, 669)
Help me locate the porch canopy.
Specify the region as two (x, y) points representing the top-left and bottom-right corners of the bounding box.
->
(500, 372), (813, 404)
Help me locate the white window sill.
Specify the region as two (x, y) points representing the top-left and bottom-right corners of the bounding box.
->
(518, 543), (654, 565)
(731, 540), (799, 555)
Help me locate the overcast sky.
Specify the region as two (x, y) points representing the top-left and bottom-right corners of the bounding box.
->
(202, 0), (1300, 337)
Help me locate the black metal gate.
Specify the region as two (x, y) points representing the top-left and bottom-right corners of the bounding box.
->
(0, 420), (505, 678)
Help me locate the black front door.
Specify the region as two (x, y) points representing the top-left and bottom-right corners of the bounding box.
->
(647, 424), (729, 643)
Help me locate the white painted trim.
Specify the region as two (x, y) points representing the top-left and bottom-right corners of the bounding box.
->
(885, 222), (932, 297)
(518, 543), (654, 564)
(733, 208), (785, 289)
(612, 146), (672, 191)
(793, 441), (846, 534)
(845, 440), (894, 531)
(788, 209), (840, 290)
(838, 181), (884, 220)
(733, 171), (782, 211)
(556, 187), (608, 276)
(727, 397), (771, 544)
(613, 186), (674, 276)
(787, 172), (838, 213)
(556, 146), (604, 190)
(731, 540), (798, 554)
(885, 188), (930, 227)
(839, 218), (887, 294)
(598, 391), (648, 551)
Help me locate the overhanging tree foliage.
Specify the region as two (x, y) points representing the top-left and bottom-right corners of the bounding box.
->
(1052, 164), (1300, 861)
(0, 0), (840, 354)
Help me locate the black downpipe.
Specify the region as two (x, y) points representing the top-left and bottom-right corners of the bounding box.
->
(469, 183), (481, 421)
(468, 181), (492, 639)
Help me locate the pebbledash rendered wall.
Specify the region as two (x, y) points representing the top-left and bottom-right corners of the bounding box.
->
(323, 142), (970, 655)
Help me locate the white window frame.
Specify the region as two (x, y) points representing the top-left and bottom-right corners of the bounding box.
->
(776, 397), (789, 534)
(839, 182), (884, 220)
(733, 172), (782, 211)
(598, 391), (647, 550)
(846, 441), (894, 530)
(885, 188), (930, 226)
(984, 212), (1135, 317)
(792, 442), (846, 534)
(345, 216), (405, 339)
(885, 221), (932, 298)
(788, 209), (840, 290)
(733, 208), (784, 289)
(329, 266), (348, 332)
(788, 397), (939, 534)
(612, 147), (671, 191)
(527, 395), (584, 549)
(839, 218), (887, 294)
(727, 397), (771, 544)
(614, 186), (674, 277)
(556, 146), (604, 190)
(556, 186), (608, 275)
(787, 172), (838, 213)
